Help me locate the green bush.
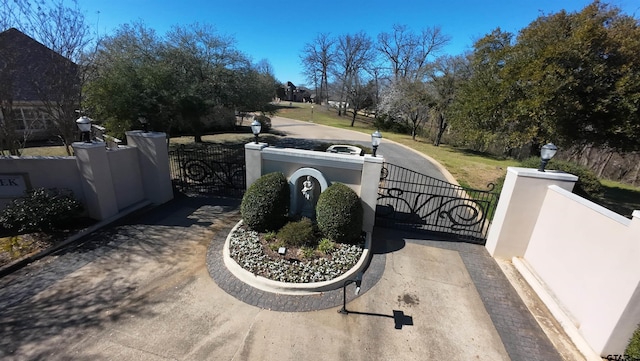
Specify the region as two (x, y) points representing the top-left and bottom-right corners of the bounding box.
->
(374, 114), (412, 135)
(300, 246), (316, 259)
(493, 157), (603, 200)
(277, 218), (315, 247)
(203, 106), (236, 131)
(255, 115), (272, 132)
(626, 324), (640, 358)
(0, 188), (83, 233)
(520, 157), (603, 199)
(317, 238), (336, 254)
(268, 239), (285, 252)
(316, 183), (363, 243)
(264, 231), (277, 242)
(241, 172), (290, 232)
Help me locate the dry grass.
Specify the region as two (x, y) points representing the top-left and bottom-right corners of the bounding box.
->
(18, 146), (70, 157)
(169, 133), (255, 145)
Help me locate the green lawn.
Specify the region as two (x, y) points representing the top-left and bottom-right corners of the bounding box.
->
(276, 102), (518, 189)
(18, 145), (70, 157)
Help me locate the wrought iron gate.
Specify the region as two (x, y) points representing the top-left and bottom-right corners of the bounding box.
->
(376, 163), (498, 244)
(169, 143), (246, 197)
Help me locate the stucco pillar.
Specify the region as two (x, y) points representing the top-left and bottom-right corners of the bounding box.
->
(73, 141), (118, 220)
(361, 155), (384, 233)
(245, 142), (268, 189)
(125, 131), (173, 205)
(485, 167), (578, 258)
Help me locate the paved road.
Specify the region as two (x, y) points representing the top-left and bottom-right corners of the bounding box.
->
(270, 116), (453, 183)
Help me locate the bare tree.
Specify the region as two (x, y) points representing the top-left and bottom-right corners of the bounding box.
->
(333, 31), (375, 117)
(378, 79), (432, 140)
(346, 76), (375, 126)
(377, 24), (450, 81)
(0, 0), (21, 30)
(301, 33), (335, 105)
(1, 0), (91, 155)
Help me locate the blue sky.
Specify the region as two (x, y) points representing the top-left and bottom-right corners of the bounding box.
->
(82, 0), (639, 86)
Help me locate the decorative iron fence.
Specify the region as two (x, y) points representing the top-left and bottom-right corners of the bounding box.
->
(376, 163), (498, 244)
(169, 143), (246, 198)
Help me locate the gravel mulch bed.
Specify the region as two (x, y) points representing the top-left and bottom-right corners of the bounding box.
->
(228, 225), (363, 283)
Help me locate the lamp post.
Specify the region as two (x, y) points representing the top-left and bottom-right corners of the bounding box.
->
(138, 117), (149, 133)
(338, 272), (363, 314)
(251, 118), (262, 144)
(371, 130), (382, 157)
(76, 116), (92, 143)
(538, 143), (558, 172)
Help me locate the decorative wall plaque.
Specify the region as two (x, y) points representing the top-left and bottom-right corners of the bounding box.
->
(0, 173), (30, 198)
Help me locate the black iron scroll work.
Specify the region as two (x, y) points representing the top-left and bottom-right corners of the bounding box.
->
(170, 143), (246, 196)
(376, 163), (498, 243)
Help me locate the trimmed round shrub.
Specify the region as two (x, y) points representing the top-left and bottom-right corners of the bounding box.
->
(626, 324), (640, 358)
(0, 188), (83, 233)
(316, 183), (363, 243)
(241, 172), (290, 232)
(277, 218), (315, 247)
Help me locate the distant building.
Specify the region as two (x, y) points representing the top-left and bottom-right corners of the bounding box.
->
(278, 81), (312, 103)
(0, 28), (79, 141)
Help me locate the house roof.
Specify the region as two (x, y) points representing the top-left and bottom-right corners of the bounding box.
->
(0, 28), (78, 102)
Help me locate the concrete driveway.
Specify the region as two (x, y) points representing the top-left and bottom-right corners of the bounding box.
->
(0, 193), (568, 360)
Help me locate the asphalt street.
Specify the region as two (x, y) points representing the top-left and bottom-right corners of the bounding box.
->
(269, 116), (453, 183)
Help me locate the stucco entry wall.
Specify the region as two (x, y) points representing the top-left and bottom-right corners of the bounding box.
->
(244, 144), (384, 233)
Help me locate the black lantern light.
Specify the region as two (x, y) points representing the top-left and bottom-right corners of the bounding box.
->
(338, 271), (363, 315)
(371, 130), (382, 157)
(76, 116), (92, 143)
(538, 143), (558, 172)
(251, 118), (262, 144)
(138, 117), (149, 133)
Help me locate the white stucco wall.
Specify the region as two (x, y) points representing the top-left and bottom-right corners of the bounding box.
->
(524, 185), (640, 355)
(0, 156), (84, 210)
(106, 147), (145, 211)
(244, 145), (383, 233)
(261, 147), (363, 193)
(1, 134), (172, 220)
(485, 167), (578, 258)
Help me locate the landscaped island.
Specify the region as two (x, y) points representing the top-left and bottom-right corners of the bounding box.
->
(228, 224), (363, 283)
(227, 171), (366, 284)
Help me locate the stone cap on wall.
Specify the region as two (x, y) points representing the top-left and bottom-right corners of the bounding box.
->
(125, 130), (166, 139)
(262, 146), (367, 170)
(507, 167), (579, 182)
